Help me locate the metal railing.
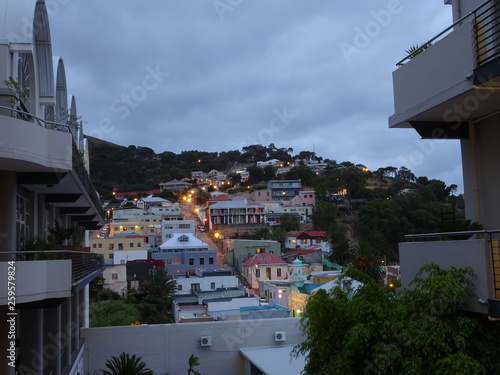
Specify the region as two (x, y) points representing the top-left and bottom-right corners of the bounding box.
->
(0, 104), (74, 134)
(474, 0), (500, 67)
(397, 0), (500, 68)
(0, 250), (104, 284)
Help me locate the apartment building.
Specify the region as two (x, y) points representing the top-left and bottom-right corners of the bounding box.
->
(268, 179), (302, 200)
(390, 0), (500, 316)
(0, 1), (104, 374)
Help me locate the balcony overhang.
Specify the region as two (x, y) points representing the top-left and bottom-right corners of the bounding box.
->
(390, 2), (500, 131)
(409, 121), (469, 139)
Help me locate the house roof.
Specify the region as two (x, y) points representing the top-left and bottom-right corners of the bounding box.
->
(209, 194), (232, 202)
(297, 283), (324, 294)
(210, 200), (263, 209)
(285, 248), (321, 256)
(140, 196), (170, 203)
(159, 233), (209, 249)
(242, 253), (287, 267)
(240, 346), (306, 375)
(115, 189), (161, 197)
(294, 231), (326, 239)
(311, 277), (363, 295)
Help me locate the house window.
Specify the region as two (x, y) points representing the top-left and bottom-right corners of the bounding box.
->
(130, 243), (134, 248)
(109, 244), (114, 251)
(209, 257), (214, 265)
(167, 259), (172, 265)
(92, 244), (96, 249)
(118, 243), (123, 250)
(211, 282), (216, 290)
(98, 243), (102, 248)
(177, 284), (182, 291)
(189, 258), (194, 265)
(277, 268), (282, 277)
(200, 258), (205, 265)
(112, 273), (118, 280)
(137, 242), (142, 247)
(191, 283), (201, 293)
(179, 224), (190, 229)
(255, 269), (261, 278)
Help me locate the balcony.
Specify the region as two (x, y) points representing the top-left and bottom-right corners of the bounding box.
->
(390, 0), (500, 137)
(0, 105), (104, 229)
(400, 230), (500, 316)
(0, 251), (104, 306)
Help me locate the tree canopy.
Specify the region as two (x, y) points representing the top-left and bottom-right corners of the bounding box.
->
(293, 264), (500, 375)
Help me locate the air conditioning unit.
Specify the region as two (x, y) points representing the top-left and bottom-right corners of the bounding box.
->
(200, 336), (212, 347)
(274, 331), (286, 342)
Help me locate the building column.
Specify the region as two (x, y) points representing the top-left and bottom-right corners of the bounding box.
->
(0, 171), (17, 252)
(43, 305), (62, 375)
(72, 291), (80, 351)
(18, 308), (43, 375)
(61, 297), (72, 367)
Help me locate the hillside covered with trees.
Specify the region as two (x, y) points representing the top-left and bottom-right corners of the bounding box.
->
(88, 138), (469, 260)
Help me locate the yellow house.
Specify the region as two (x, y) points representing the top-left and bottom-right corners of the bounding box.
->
(89, 231), (147, 264)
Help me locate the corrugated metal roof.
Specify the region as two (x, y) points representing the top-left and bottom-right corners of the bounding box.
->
(0, 0), (37, 43)
(242, 253), (287, 267)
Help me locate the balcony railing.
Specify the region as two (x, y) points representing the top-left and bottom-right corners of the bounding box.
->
(404, 229), (500, 300)
(0, 250), (104, 284)
(397, 0), (500, 68)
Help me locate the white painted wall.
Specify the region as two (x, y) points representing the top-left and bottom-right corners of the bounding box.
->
(175, 275), (239, 295)
(113, 250), (148, 265)
(82, 318), (304, 375)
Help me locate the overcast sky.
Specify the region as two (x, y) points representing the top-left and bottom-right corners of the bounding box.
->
(48, 1), (463, 191)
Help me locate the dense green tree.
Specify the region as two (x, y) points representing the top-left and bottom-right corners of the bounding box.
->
(294, 264), (500, 375)
(311, 202), (337, 230)
(241, 144), (268, 162)
(89, 300), (141, 327)
(142, 267), (177, 312)
(271, 226), (287, 245)
(284, 165), (316, 187)
(103, 352), (154, 375)
(279, 213), (300, 232)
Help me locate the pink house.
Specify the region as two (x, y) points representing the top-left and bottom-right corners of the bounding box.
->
(280, 191), (316, 207)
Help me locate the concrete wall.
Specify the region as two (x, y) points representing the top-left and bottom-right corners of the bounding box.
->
(227, 240), (281, 272)
(399, 239), (493, 314)
(0, 260), (71, 305)
(102, 264), (127, 295)
(0, 115), (73, 171)
(175, 275), (239, 294)
(391, 19), (474, 124)
(82, 318), (303, 375)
